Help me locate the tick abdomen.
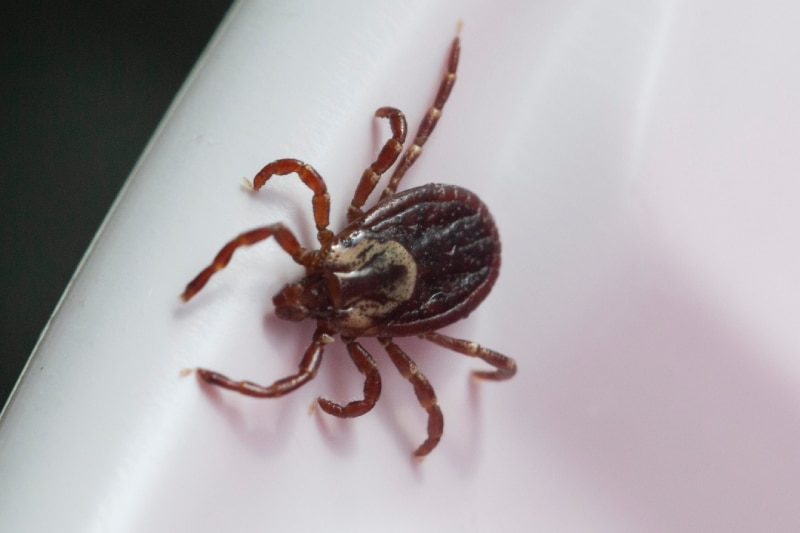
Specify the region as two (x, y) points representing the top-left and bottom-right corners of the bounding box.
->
(325, 184), (500, 337)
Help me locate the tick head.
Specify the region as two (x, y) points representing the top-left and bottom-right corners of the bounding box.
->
(272, 282), (309, 322)
(272, 275), (330, 323)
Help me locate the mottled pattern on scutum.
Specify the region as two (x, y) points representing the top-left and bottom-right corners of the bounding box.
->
(353, 183), (500, 336)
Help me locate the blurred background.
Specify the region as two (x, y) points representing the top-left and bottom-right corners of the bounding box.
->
(2, 0), (233, 408)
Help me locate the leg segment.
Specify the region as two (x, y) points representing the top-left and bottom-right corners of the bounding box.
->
(181, 223), (312, 302)
(347, 107), (407, 222)
(195, 326), (331, 397)
(379, 337), (444, 457)
(317, 337), (382, 418)
(421, 332), (517, 381)
(251, 158), (333, 245)
(380, 34), (460, 200)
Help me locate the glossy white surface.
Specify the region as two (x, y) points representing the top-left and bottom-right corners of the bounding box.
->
(3, 0), (800, 531)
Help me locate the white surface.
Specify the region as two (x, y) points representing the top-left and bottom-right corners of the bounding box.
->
(3, 0), (800, 531)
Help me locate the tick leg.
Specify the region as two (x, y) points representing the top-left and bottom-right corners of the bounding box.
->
(317, 337), (382, 417)
(347, 107), (407, 222)
(196, 326), (331, 397)
(181, 223), (312, 302)
(380, 33), (460, 199)
(251, 158), (334, 245)
(379, 337), (444, 457)
(421, 332), (517, 381)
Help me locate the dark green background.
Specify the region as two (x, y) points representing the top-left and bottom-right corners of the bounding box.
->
(2, 1), (234, 409)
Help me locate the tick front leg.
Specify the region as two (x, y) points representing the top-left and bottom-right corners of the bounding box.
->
(420, 332), (517, 381)
(317, 337), (382, 417)
(196, 327), (331, 398)
(251, 158), (333, 245)
(181, 223), (312, 302)
(379, 337), (444, 457)
(347, 107), (407, 222)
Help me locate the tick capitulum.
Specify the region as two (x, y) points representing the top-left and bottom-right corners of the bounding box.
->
(181, 30), (517, 457)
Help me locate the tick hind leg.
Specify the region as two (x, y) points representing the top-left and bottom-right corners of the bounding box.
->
(380, 32), (460, 199)
(379, 337), (444, 457)
(195, 326), (330, 397)
(181, 223), (311, 302)
(347, 107), (407, 222)
(421, 332), (517, 381)
(317, 337), (382, 417)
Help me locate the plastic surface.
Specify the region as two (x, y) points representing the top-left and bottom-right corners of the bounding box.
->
(3, 1), (800, 531)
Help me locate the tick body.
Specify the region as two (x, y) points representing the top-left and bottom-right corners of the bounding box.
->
(182, 30), (517, 457)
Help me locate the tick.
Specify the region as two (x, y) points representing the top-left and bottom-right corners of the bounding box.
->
(181, 30), (517, 457)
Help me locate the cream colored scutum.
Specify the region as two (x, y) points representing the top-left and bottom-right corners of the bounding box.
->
(324, 234), (418, 331)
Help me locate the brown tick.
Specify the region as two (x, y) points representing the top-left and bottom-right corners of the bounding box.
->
(181, 30), (517, 457)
